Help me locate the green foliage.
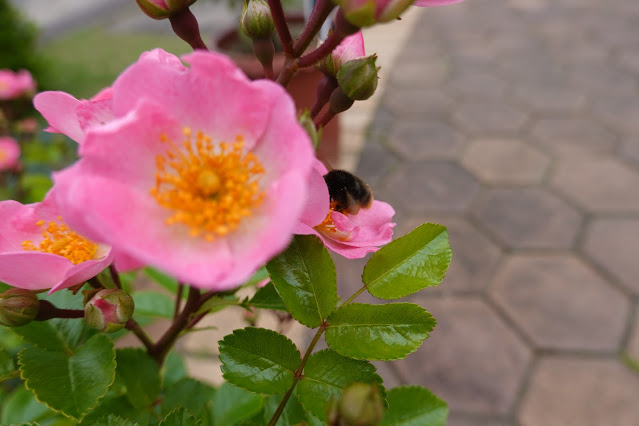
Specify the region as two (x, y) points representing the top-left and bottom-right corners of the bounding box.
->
(159, 407), (201, 426)
(219, 327), (301, 394)
(248, 282), (287, 311)
(325, 303), (436, 360)
(1, 386), (57, 425)
(212, 382), (265, 425)
(19, 333), (116, 421)
(115, 348), (161, 409)
(380, 386), (448, 426)
(95, 414), (139, 426)
(160, 378), (215, 421)
(263, 393), (308, 426)
(267, 235), (337, 328)
(297, 349), (385, 421)
(0, 347), (15, 379)
(132, 291), (175, 320)
(363, 223), (452, 300)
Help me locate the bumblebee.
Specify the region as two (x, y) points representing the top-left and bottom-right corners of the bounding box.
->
(323, 170), (373, 215)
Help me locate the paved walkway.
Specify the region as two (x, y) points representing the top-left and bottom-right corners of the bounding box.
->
(339, 0), (639, 425)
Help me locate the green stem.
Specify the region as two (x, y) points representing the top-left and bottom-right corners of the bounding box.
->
(268, 321), (328, 426)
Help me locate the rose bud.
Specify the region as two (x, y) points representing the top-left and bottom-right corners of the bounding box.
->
(337, 55), (379, 101)
(0, 289), (40, 327)
(84, 289), (134, 333)
(136, 0), (196, 20)
(240, 0), (275, 40)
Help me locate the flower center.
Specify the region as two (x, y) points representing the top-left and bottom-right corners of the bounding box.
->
(315, 207), (353, 242)
(22, 219), (98, 264)
(150, 127), (266, 241)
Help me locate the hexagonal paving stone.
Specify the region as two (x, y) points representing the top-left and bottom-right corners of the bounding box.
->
(568, 65), (636, 95)
(519, 358), (639, 426)
(383, 88), (455, 120)
(472, 188), (582, 249)
(396, 298), (531, 415)
(529, 117), (616, 155)
(619, 138), (639, 167)
(491, 254), (629, 351)
(583, 218), (639, 295)
(388, 61), (450, 89)
(511, 84), (585, 114)
(551, 156), (639, 213)
(387, 121), (467, 161)
(460, 138), (550, 185)
(453, 102), (527, 134)
(446, 73), (507, 100)
(396, 216), (502, 293)
(383, 163), (480, 214)
(593, 96), (639, 133)
(355, 139), (398, 188)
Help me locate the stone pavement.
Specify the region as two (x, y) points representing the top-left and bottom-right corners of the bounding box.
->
(338, 0), (639, 425)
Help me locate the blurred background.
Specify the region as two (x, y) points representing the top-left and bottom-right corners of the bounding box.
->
(3, 0), (639, 425)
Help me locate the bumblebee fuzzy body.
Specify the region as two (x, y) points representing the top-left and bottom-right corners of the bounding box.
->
(323, 170), (373, 215)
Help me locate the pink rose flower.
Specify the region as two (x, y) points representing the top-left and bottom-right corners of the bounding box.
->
(34, 49), (185, 145)
(318, 32), (366, 77)
(53, 49), (314, 291)
(337, 0), (463, 27)
(295, 160), (395, 259)
(0, 69), (36, 100)
(0, 189), (113, 293)
(0, 137), (20, 171)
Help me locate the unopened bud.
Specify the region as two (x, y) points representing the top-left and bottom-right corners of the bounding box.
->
(338, 383), (384, 426)
(337, 55), (379, 101)
(85, 289), (134, 333)
(241, 0), (275, 40)
(136, 0), (196, 20)
(0, 289), (39, 327)
(335, 0), (413, 27)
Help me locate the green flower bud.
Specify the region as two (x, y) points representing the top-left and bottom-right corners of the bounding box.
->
(338, 383), (384, 426)
(0, 289), (39, 327)
(336, 55), (379, 101)
(85, 289), (134, 333)
(136, 0), (196, 20)
(241, 0), (275, 40)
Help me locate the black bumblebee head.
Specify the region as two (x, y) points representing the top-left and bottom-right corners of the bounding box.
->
(323, 170), (373, 215)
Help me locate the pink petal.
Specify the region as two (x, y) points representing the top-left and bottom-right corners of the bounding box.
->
(33, 91), (84, 143)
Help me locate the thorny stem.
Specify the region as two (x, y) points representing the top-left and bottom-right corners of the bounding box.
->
(125, 318), (155, 353)
(268, 321), (329, 426)
(268, 0), (294, 56)
(293, 0), (336, 56)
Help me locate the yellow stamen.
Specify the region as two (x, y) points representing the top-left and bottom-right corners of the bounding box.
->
(22, 218), (98, 264)
(151, 127), (266, 241)
(315, 208), (352, 242)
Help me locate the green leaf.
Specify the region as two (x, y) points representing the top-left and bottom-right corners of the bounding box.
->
(213, 382), (264, 426)
(380, 386), (448, 426)
(160, 407), (200, 426)
(132, 291), (174, 319)
(263, 393), (307, 426)
(363, 223), (452, 300)
(115, 348), (161, 409)
(80, 395), (150, 426)
(219, 327), (301, 394)
(1, 386), (56, 425)
(144, 267), (179, 293)
(196, 295), (241, 316)
(160, 378), (215, 421)
(12, 319), (85, 353)
(325, 303), (436, 360)
(248, 282), (287, 311)
(297, 349), (384, 421)
(162, 351), (188, 386)
(19, 333), (117, 421)
(266, 235), (337, 327)
(0, 347), (15, 380)
(95, 414), (139, 426)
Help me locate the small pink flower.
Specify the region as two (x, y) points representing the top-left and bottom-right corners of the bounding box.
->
(319, 32), (366, 77)
(0, 137), (20, 171)
(0, 189), (113, 293)
(53, 49), (314, 291)
(0, 69), (36, 100)
(34, 49), (184, 145)
(295, 160), (395, 259)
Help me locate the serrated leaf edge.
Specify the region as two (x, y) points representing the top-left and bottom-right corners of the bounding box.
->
(363, 223), (452, 300)
(17, 333), (117, 422)
(158, 406), (200, 426)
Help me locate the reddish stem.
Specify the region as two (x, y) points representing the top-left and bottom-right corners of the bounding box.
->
(169, 8), (208, 51)
(268, 0), (294, 56)
(293, 0), (336, 56)
(35, 301), (84, 321)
